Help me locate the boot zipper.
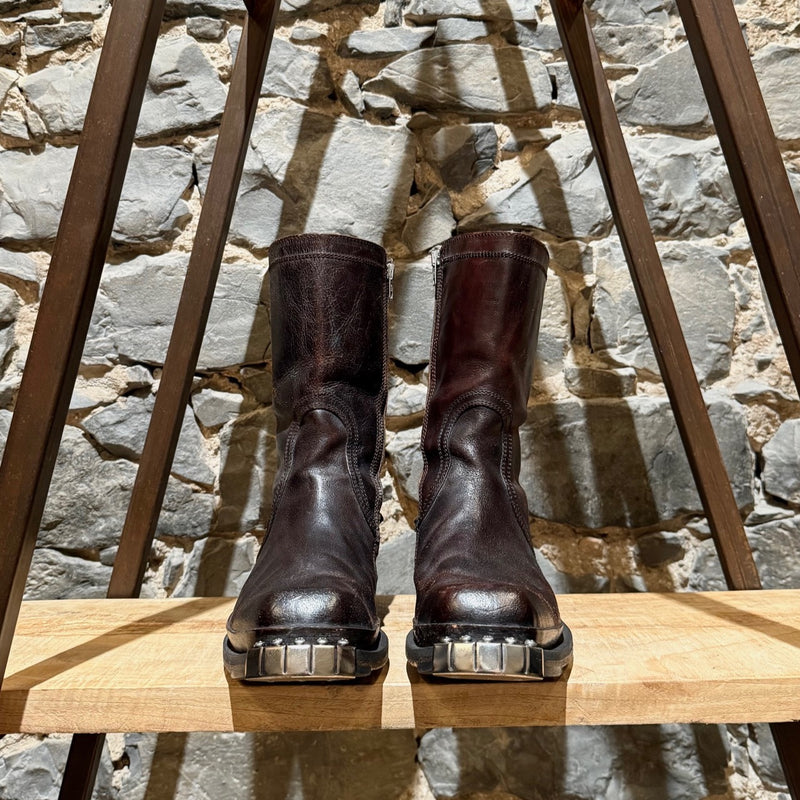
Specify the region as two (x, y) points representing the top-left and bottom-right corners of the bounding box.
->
(387, 256), (395, 300)
(429, 244), (442, 284)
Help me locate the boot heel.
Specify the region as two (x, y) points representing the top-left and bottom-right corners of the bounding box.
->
(224, 631), (389, 682)
(405, 626), (573, 681)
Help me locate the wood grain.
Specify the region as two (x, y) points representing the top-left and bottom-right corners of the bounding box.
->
(1, 592), (798, 733)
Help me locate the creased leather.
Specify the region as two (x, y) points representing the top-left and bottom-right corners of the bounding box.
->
(226, 233), (388, 652)
(414, 231), (564, 647)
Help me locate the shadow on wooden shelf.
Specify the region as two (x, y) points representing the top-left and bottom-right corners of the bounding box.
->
(1, 591), (798, 735)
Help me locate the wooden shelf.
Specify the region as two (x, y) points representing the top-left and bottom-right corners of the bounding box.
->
(1, 591), (799, 733)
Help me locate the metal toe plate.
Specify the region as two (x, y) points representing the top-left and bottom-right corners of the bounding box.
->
(431, 640), (545, 680)
(244, 642), (357, 682)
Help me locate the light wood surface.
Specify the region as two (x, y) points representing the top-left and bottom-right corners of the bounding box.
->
(1, 591), (798, 733)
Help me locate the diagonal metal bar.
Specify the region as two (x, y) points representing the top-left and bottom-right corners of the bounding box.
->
(676, 0), (800, 392)
(675, 2), (800, 792)
(0, 0), (166, 690)
(549, 2), (798, 794)
(58, 6), (280, 799)
(548, 0), (760, 592)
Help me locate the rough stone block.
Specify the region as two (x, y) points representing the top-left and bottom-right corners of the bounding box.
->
(594, 23), (667, 64)
(762, 419), (800, 504)
(24, 21), (93, 57)
(196, 101), (415, 248)
(376, 528), (416, 594)
(192, 387), (245, 429)
(62, 0), (109, 17)
(590, 238), (735, 384)
(429, 123), (497, 190)
(84, 255), (269, 371)
(388, 258), (434, 365)
(0, 145), (193, 245)
(25, 548), (112, 599)
(615, 45), (711, 128)
(186, 15), (226, 39)
(588, 0), (672, 26)
(82, 396), (215, 486)
(753, 44), (800, 141)
(229, 29), (333, 102)
(339, 26), (434, 57)
(363, 44), (552, 114)
(520, 395), (753, 529)
(405, 0), (539, 22)
(173, 535), (258, 597)
(434, 18), (489, 43)
(402, 190), (455, 255)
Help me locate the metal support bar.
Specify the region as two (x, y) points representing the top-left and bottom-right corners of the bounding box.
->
(676, 0), (800, 390)
(548, 0), (761, 592)
(58, 6), (279, 799)
(0, 0), (166, 689)
(548, 2), (798, 794)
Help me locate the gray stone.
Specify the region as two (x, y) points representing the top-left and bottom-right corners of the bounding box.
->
(500, 125), (561, 153)
(637, 531), (685, 567)
(164, 0), (245, 14)
(85, 254), (269, 371)
(690, 517), (800, 591)
(82, 396), (215, 486)
(0, 112), (29, 141)
(420, 724), (726, 800)
(434, 18), (489, 43)
(24, 22), (93, 57)
(405, 0), (538, 22)
(0, 735), (115, 800)
(461, 131), (612, 238)
(336, 69), (364, 116)
(537, 271), (570, 378)
(402, 189), (455, 254)
(732, 379), (796, 404)
(0, 322), (15, 364)
(745, 499), (795, 526)
(549, 62), (579, 110)
(186, 15), (226, 39)
(0, 30), (21, 56)
(748, 724), (789, 792)
(62, 0), (109, 17)
(429, 123), (497, 190)
(503, 20), (563, 51)
(386, 375), (428, 417)
(35, 426), (213, 551)
(192, 387), (244, 428)
(362, 91), (399, 118)
(363, 45), (552, 114)
(0, 283), (20, 325)
(753, 44), (800, 141)
(594, 23), (667, 64)
(376, 528), (416, 593)
(15, 9), (62, 23)
(615, 45), (711, 128)
(0, 409), (11, 456)
(229, 29), (333, 102)
(630, 134), (740, 237)
(25, 549), (112, 599)
(215, 408), (276, 533)
(762, 419), (800, 504)
(20, 36), (226, 139)
(0, 67), (17, 106)
(388, 258), (434, 365)
(173, 534), (257, 597)
(0, 145), (193, 245)
(339, 26), (434, 57)
(520, 395), (753, 529)
(290, 26), (325, 43)
(564, 359), (637, 398)
(588, 0), (672, 26)
(590, 239), (735, 384)
(197, 102), (415, 247)
(386, 427), (424, 504)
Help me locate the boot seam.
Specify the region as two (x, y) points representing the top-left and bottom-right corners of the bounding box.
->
(265, 419), (300, 542)
(270, 251), (386, 269)
(439, 250), (547, 273)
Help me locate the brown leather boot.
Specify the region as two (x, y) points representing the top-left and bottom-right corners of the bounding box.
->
(406, 230), (572, 680)
(224, 233), (392, 681)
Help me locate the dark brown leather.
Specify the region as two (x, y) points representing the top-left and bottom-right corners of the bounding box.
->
(226, 233), (389, 652)
(413, 230), (565, 647)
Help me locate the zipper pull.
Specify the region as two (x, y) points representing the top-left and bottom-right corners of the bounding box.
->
(386, 257), (395, 300)
(429, 244), (442, 284)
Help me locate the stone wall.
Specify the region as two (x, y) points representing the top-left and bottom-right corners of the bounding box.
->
(1, 0), (799, 797)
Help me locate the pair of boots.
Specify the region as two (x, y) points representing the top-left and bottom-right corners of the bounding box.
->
(223, 230), (573, 681)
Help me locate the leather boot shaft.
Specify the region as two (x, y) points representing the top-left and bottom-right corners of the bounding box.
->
(413, 230), (564, 652)
(226, 233), (390, 658)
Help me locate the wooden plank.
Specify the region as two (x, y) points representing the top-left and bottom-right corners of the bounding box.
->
(1, 592), (799, 733)
(548, 0), (761, 592)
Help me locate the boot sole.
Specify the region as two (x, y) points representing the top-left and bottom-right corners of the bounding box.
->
(223, 631), (389, 682)
(405, 624), (573, 681)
